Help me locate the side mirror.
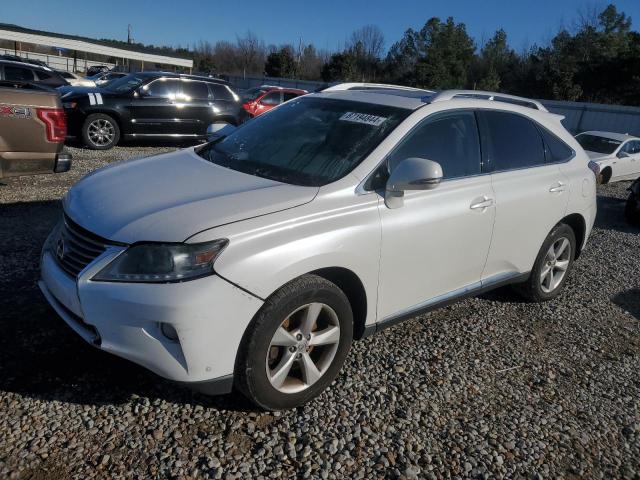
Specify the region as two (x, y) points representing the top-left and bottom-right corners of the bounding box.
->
(207, 123), (236, 141)
(618, 151), (630, 158)
(385, 157), (443, 209)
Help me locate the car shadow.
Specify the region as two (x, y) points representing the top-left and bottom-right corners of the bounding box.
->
(595, 192), (638, 234)
(0, 199), (256, 411)
(611, 289), (640, 321)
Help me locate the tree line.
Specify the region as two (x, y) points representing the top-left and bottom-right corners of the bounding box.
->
(9, 3), (632, 106)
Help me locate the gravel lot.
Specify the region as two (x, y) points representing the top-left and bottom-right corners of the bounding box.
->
(0, 146), (638, 479)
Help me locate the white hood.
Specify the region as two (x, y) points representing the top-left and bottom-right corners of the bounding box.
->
(584, 150), (613, 162)
(63, 148), (318, 244)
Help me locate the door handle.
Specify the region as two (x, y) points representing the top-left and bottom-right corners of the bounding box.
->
(549, 182), (566, 193)
(470, 196), (494, 210)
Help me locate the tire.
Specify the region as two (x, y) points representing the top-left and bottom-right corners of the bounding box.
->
(625, 193), (640, 226)
(82, 113), (120, 150)
(236, 274), (353, 410)
(515, 223), (576, 302)
(601, 167), (612, 184)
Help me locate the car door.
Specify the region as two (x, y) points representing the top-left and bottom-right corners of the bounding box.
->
(477, 110), (570, 280)
(128, 78), (182, 135)
(254, 91), (282, 116)
(629, 140), (640, 178)
(176, 79), (211, 135)
(376, 110), (495, 321)
(617, 140), (640, 179)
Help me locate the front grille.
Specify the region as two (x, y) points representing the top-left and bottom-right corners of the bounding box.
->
(53, 214), (111, 278)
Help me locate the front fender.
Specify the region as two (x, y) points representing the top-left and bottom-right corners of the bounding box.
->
(189, 189), (382, 326)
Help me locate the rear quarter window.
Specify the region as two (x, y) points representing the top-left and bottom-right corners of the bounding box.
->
(539, 128), (575, 163)
(208, 83), (235, 101)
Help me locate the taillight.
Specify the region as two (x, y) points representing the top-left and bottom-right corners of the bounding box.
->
(37, 108), (67, 142)
(588, 160), (601, 183)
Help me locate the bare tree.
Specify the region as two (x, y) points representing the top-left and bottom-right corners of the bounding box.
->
(236, 30), (266, 77)
(348, 25), (385, 59)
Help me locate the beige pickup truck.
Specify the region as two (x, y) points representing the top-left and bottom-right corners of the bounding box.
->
(0, 81), (71, 178)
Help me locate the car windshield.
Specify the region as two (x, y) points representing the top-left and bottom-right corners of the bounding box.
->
(105, 74), (146, 93)
(198, 96), (410, 186)
(576, 133), (622, 154)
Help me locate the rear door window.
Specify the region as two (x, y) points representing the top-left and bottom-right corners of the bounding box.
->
(479, 110), (546, 172)
(387, 110), (482, 179)
(260, 91), (282, 106)
(4, 65), (36, 81)
(283, 92), (300, 101)
(180, 80), (209, 101)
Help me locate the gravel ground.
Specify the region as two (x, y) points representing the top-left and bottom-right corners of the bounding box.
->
(0, 146), (638, 479)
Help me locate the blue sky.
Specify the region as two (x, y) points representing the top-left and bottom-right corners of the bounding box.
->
(3, 0), (640, 53)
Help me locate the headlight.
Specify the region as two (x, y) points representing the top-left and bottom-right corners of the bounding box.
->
(93, 239), (228, 283)
(62, 101), (77, 109)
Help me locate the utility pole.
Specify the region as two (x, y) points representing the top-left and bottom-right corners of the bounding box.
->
(127, 25), (133, 71)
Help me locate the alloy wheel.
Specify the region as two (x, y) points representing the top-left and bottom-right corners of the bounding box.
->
(266, 302), (341, 394)
(539, 237), (571, 293)
(88, 119), (115, 146)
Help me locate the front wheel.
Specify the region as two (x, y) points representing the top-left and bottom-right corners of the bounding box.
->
(515, 223), (576, 302)
(236, 275), (353, 410)
(82, 113), (120, 150)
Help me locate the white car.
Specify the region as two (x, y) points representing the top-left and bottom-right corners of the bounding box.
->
(39, 84), (598, 409)
(575, 130), (640, 183)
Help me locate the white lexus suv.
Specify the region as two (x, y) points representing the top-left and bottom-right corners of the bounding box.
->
(40, 84), (598, 409)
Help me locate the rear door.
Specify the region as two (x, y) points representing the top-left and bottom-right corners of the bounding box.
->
(128, 78), (182, 135)
(176, 79), (211, 135)
(478, 110), (570, 280)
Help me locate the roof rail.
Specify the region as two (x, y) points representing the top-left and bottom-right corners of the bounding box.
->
(429, 90), (547, 112)
(323, 82), (434, 94)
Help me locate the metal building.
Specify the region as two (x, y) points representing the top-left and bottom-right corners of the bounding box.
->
(0, 23), (193, 73)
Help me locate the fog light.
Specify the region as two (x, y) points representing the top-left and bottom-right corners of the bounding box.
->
(160, 323), (179, 342)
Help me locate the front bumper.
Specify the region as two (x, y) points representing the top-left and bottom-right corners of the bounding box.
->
(39, 235), (263, 385)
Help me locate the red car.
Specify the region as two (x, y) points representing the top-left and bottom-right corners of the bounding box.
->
(242, 86), (308, 117)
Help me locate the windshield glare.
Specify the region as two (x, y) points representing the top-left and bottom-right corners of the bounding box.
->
(576, 133), (622, 154)
(199, 97), (409, 187)
(105, 74), (146, 93)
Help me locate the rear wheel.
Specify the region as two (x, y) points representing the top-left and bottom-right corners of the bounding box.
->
(601, 167), (612, 184)
(82, 113), (120, 150)
(236, 275), (353, 410)
(515, 223), (576, 302)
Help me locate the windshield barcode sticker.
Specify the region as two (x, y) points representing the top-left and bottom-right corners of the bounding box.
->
(339, 112), (387, 126)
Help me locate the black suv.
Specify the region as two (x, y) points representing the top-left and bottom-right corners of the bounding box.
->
(0, 60), (68, 88)
(59, 72), (247, 149)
